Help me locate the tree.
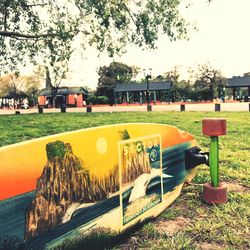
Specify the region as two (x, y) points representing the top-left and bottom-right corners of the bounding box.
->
(23, 74), (42, 107)
(192, 63), (224, 101)
(43, 62), (69, 108)
(159, 66), (192, 102)
(1, 1), (197, 107)
(174, 80), (192, 101)
(0, 70), (42, 107)
(0, 73), (26, 108)
(0, 0), (77, 73)
(96, 62), (135, 104)
(0, 0), (191, 73)
(163, 66), (180, 83)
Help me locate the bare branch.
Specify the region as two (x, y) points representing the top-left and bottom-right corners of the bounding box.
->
(3, 4), (8, 31)
(24, 3), (48, 8)
(0, 30), (58, 39)
(122, 3), (137, 26)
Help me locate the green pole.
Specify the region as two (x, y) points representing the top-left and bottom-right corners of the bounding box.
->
(209, 136), (219, 187)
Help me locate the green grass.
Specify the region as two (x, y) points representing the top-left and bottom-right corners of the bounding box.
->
(0, 111), (249, 249)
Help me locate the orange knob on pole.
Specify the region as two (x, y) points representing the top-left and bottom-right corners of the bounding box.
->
(202, 118), (228, 204)
(202, 118), (227, 136)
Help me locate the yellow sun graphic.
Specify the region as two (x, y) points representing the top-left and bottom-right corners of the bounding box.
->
(96, 137), (108, 155)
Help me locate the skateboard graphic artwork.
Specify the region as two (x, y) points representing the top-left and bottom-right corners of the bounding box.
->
(0, 123), (208, 248)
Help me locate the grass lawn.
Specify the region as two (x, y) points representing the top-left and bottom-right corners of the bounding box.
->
(0, 112), (249, 249)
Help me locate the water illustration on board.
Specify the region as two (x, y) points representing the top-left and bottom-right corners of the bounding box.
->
(119, 134), (164, 225)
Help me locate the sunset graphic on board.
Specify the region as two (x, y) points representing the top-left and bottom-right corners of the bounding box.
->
(0, 123), (194, 201)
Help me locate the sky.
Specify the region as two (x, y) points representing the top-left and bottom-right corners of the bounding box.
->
(23, 0), (250, 90)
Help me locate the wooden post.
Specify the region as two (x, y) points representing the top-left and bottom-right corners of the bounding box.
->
(60, 105), (66, 113)
(233, 87), (236, 100)
(180, 104), (185, 111)
(126, 92), (129, 104)
(86, 105), (92, 113)
(113, 91), (116, 106)
(215, 103), (220, 112)
(38, 107), (43, 114)
(140, 92), (142, 104)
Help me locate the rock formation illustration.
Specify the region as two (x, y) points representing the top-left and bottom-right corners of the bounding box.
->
(25, 138), (152, 240)
(121, 143), (151, 185)
(25, 141), (91, 240)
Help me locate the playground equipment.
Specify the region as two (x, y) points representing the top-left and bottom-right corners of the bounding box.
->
(202, 118), (228, 204)
(0, 123), (209, 249)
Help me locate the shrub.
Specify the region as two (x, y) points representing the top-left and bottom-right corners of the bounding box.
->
(46, 141), (66, 160)
(86, 95), (109, 105)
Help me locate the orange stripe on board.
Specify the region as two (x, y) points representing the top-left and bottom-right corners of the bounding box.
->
(0, 124), (194, 200)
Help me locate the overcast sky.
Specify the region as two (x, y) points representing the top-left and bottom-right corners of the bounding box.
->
(23, 0), (250, 89)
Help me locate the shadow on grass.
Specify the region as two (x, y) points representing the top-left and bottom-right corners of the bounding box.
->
(51, 223), (151, 250)
(0, 222), (151, 250)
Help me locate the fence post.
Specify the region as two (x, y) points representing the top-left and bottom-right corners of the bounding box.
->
(215, 103), (220, 112)
(38, 107), (43, 114)
(147, 105), (152, 111)
(86, 105), (92, 113)
(60, 105), (66, 113)
(180, 104), (185, 111)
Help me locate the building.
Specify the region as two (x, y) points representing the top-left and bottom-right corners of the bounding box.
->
(38, 87), (88, 108)
(225, 76), (250, 101)
(114, 81), (173, 104)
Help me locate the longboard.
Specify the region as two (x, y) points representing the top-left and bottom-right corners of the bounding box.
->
(0, 123), (202, 249)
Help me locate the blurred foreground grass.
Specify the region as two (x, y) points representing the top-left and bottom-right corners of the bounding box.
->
(0, 111), (249, 249)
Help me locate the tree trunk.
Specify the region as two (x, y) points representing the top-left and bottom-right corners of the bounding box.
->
(52, 87), (57, 108)
(14, 85), (17, 109)
(32, 94), (36, 108)
(210, 84), (214, 101)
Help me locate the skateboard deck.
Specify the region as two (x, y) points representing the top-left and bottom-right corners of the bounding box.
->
(0, 123), (201, 248)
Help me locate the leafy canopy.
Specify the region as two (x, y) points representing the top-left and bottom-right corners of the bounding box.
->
(95, 61), (136, 104)
(0, 0), (190, 74)
(192, 63), (224, 101)
(98, 62), (135, 87)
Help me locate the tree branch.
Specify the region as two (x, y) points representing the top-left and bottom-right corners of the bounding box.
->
(23, 3), (48, 7)
(3, 3), (8, 31)
(122, 3), (137, 26)
(109, 0), (137, 26)
(0, 30), (58, 39)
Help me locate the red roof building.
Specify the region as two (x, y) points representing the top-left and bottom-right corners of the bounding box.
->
(38, 87), (88, 108)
